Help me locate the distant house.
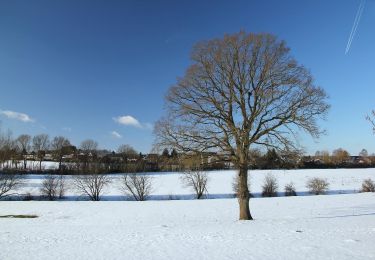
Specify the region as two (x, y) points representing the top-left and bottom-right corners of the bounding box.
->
(44, 153), (54, 161)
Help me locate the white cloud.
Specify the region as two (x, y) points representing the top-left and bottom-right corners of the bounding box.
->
(113, 115), (141, 128)
(0, 110), (35, 122)
(113, 115), (153, 130)
(111, 131), (122, 139)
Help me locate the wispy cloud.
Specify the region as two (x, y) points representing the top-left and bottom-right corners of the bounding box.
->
(113, 115), (142, 128)
(62, 127), (72, 132)
(345, 0), (366, 54)
(111, 131), (122, 139)
(143, 123), (153, 130)
(0, 110), (35, 122)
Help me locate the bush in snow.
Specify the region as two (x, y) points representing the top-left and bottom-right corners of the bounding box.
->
(306, 177), (329, 195)
(0, 173), (22, 199)
(180, 169), (208, 199)
(284, 182), (297, 196)
(73, 173), (111, 201)
(40, 174), (66, 200)
(361, 178), (375, 192)
(261, 173), (278, 197)
(120, 173), (153, 201)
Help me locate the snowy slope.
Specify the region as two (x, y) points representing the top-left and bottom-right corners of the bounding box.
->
(0, 193), (374, 260)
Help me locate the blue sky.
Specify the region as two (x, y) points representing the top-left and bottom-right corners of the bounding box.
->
(0, 0), (374, 155)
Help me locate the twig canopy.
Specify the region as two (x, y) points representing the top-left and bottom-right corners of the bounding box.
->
(155, 31), (329, 220)
(155, 32), (329, 164)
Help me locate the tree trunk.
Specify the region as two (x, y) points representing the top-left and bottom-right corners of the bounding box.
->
(238, 165), (253, 220)
(59, 157), (62, 172)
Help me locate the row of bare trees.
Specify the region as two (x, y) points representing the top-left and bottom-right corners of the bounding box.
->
(0, 172), (152, 201)
(2, 125), (374, 175)
(0, 128), (148, 173)
(0, 130), (73, 171)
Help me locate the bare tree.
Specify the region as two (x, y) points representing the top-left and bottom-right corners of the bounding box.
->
(359, 148), (368, 158)
(332, 148), (350, 165)
(155, 32), (329, 220)
(120, 173), (153, 201)
(40, 174), (66, 200)
(315, 150), (331, 165)
(16, 134), (31, 169)
(180, 169), (208, 199)
(73, 174), (111, 201)
(32, 134), (50, 171)
(367, 110), (375, 133)
(80, 139), (98, 152)
(117, 144), (138, 156)
(0, 128), (15, 168)
(80, 139), (98, 171)
(0, 173), (22, 199)
(51, 136), (72, 171)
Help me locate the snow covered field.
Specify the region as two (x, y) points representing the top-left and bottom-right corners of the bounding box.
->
(0, 194), (374, 259)
(15, 168), (375, 200)
(1, 168), (375, 259)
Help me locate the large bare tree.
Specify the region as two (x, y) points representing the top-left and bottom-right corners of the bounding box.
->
(154, 32), (329, 220)
(367, 110), (375, 133)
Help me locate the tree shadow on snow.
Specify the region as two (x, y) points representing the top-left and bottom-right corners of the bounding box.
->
(314, 212), (375, 219)
(1, 189), (364, 201)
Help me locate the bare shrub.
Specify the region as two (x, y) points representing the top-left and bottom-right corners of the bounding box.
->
(40, 175), (66, 200)
(120, 173), (153, 201)
(306, 177), (329, 195)
(180, 170), (208, 199)
(284, 182), (297, 196)
(73, 174), (111, 201)
(0, 173), (22, 199)
(361, 178), (375, 192)
(261, 174), (278, 197)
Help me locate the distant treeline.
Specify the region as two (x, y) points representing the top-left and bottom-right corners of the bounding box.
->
(1, 131), (374, 174)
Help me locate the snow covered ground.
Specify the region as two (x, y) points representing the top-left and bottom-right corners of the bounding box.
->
(1, 169), (375, 259)
(15, 168), (375, 200)
(0, 194), (374, 259)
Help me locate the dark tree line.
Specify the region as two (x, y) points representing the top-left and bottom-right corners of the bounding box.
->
(1, 127), (374, 176)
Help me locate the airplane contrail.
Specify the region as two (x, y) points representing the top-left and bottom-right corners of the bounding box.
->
(345, 0), (366, 54)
